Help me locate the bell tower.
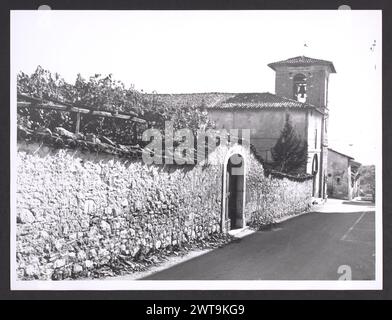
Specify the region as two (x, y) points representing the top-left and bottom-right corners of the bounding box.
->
(268, 56), (336, 200)
(268, 56), (336, 108)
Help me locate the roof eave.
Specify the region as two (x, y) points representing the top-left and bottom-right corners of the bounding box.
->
(268, 62), (336, 73)
(267, 63), (277, 71)
(207, 105), (323, 112)
(307, 105), (325, 115)
(328, 148), (354, 160)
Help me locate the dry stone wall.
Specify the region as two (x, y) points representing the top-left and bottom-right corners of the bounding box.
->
(16, 142), (222, 280)
(16, 142), (313, 280)
(245, 153), (313, 228)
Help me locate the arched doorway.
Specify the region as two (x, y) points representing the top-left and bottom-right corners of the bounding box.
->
(312, 154), (319, 197)
(224, 153), (245, 231)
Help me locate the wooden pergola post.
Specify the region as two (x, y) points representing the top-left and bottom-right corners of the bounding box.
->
(75, 112), (81, 134)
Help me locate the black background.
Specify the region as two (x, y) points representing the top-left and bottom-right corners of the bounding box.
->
(0, 0), (391, 301)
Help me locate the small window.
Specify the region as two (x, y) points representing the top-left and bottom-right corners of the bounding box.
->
(314, 129), (318, 149)
(336, 177), (341, 184)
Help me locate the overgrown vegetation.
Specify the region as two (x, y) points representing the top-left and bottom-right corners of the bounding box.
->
(17, 66), (215, 146)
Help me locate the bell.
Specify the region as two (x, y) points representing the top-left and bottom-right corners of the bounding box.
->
(298, 84), (306, 97)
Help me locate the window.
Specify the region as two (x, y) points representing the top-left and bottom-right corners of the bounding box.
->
(312, 154), (318, 175)
(314, 129), (318, 149)
(336, 177), (341, 184)
(293, 73), (307, 102)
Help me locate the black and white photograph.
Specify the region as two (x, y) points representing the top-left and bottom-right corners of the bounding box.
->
(10, 8), (382, 290)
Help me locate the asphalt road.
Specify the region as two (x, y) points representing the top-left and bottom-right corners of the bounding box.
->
(143, 207), (375, 280)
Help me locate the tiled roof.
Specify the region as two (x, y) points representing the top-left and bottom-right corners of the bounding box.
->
(145, 92), (323, 113)
(328, 148), (354, 160)
(211, 92), (314, 110)
(144, 92), (236, 108)
(268, 56), (336, 73)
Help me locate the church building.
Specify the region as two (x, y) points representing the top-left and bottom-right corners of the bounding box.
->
(150, 56), (336, 199)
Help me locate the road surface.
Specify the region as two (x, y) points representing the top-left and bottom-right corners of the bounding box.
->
(142, 201), (375, 280)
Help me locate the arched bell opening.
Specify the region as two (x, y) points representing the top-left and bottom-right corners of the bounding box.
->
(293, 73), (307, 103)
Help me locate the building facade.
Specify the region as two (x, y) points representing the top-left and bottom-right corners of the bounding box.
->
(150, 56), (336, 199)
(327, 148), (361, 200)
(326, 148), (353, 200)
(207, 56), (336, 199)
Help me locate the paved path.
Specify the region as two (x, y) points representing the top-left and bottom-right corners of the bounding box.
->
(142, 200), (375, 280)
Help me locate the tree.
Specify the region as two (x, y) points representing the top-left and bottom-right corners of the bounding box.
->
(271, 115), (308, 174)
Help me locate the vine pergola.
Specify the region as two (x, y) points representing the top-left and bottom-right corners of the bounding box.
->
(17, 92), (147, 135)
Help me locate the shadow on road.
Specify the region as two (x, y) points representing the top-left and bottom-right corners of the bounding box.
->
(316, 211), (374, 215)
(140, 210), (375, 280)
(342, 200), (375, 206)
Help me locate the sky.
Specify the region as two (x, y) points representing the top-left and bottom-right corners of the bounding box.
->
(11, 10), (382, 165)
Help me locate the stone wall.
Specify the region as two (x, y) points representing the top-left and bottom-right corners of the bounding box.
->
(245, 153), (313, 228)
(16, 141), (313, 280)
(16, 142), (223, 280)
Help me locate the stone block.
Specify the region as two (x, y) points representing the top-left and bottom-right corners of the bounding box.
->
(18, 208), (35, 224)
